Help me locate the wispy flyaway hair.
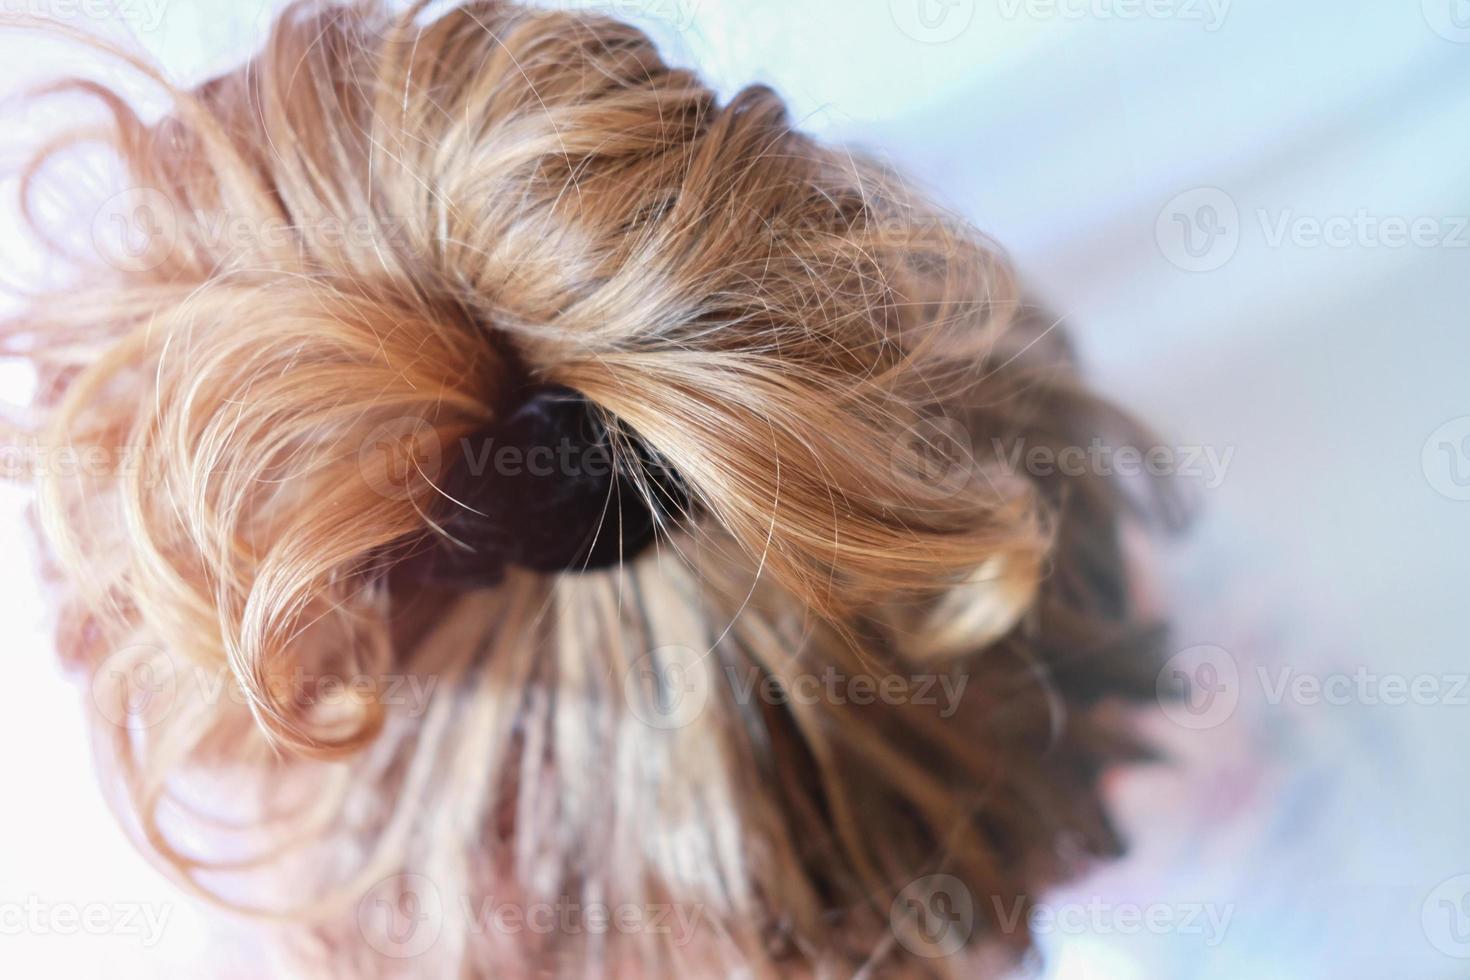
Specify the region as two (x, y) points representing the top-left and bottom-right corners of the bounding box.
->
(4, 1), (1176, 975)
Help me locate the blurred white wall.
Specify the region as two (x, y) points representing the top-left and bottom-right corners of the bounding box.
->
(2, 1), (1468, 976)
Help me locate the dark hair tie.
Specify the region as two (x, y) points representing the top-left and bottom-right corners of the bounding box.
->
(417, 385), (684, 586)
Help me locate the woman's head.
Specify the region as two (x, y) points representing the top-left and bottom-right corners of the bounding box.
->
(7, 2), (1171, 975)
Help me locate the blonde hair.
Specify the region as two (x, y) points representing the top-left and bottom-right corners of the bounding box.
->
(6, 2), (1173, 975)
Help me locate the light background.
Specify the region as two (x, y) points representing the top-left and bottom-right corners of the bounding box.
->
(1, 0), (1468, 976)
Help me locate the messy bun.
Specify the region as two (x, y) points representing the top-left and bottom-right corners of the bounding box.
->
(7, 2), (1173, 976)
